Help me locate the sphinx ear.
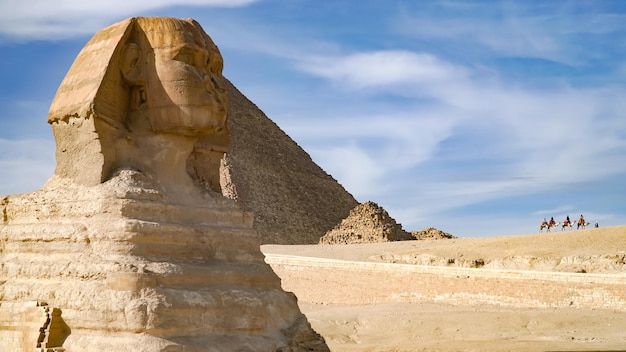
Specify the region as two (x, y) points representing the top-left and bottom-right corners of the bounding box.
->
(120, 43), (144, 84)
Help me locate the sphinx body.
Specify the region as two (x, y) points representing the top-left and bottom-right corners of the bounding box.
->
(0, 17), (328, 351)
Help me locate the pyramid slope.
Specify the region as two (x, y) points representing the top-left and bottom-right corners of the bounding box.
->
(222, 81), (359, 244)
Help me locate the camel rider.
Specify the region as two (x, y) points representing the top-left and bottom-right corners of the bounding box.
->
(579, 214), (585, 225)
(549, 217), (555, 226)
(566, 215), (570, 225)
(542, 218), (548, 227)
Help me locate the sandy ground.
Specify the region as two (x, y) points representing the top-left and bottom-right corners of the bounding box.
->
(262, 226), (626, 351)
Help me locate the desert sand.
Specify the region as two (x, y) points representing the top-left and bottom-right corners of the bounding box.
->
(263, 225), (626, 351)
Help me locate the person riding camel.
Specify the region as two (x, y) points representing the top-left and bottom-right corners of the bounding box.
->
(565, 215), (570, 225)
(579, 214), (585, 225)
(549, 217), (556, 226)
(541, 218), (548, 227)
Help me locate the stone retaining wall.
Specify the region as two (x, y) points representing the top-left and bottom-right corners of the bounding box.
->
(264, 254), (626, 311)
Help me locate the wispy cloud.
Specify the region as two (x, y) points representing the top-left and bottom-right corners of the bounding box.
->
(285, 47), (626, 220)
(0, 0), (259, 41)
(532, 206), (575, 217)
(297, 50), (469, 88)
(393, 1), (626, 65)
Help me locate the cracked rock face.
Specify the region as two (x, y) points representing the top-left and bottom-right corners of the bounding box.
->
(0, 17), (328, 352)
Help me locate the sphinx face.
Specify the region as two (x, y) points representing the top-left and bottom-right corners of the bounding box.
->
(47, 17), (230, 187)
(144, 32), (227, 137)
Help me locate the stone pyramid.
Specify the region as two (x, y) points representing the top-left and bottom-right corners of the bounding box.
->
(411, 227), (456, 240)
(0, 17), (328, 351)
(221, 81), (358, 245)
(319, 201), (415, 244)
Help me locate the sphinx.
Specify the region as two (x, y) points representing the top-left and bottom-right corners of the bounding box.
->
(48, 16), (229, 197)
(0, 17), (328, 351)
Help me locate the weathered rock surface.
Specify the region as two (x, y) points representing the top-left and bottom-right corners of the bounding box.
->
(411, 227), (456, 240)
(221, 82), (358, 244)
(1, 174), (327, 351)
(319, 201), (414, 244)
(0, 17), (328, 351)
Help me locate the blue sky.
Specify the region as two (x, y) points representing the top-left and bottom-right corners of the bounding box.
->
(1, 0), (625, 237)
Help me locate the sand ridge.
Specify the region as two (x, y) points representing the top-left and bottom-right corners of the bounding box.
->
(264, 225), (626, 273)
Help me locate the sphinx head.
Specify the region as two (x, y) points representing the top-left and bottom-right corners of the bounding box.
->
(124, 17), (227, 135)
(47, 17), (229, 193)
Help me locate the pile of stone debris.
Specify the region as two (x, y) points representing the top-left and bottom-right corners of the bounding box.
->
(411, 227), (456, 240)
(319, 201), (415, 244)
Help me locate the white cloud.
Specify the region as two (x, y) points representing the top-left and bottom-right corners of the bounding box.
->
(287, 111), (457, 161)
(532, 206), (575, 217)
(287, 48), (626, 222)
(297, 50), (468, 89)
(0, 0), (258, 40)
(309, 142), (383, 200)
(393, 3), (626, 65)
(281, 109), (459, 200)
